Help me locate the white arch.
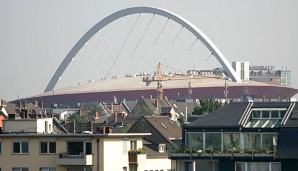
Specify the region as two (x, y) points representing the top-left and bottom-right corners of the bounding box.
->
(45, 6), (240, 92)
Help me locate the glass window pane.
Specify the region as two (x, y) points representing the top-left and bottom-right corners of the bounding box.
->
(184, 162), (193, 171)
(196, 160), (218, 171)
(271, 163), (281, 171)
(235, 163), (245, 171)
(247, 162), (268, 171)
(205, 133), (222, 151)
(40, 142), (48, 153)
(244, 133), (261, 151)
(252, 111), (261, 118)
(271, 111), (279, 118)
(22, 142), (29, 153)
(86, 142), (92, 155)
(280, 111), (286, 118)
(13, 142), (20, 153)
(68, 142), (83, 155)
(12, 168), (21, 171)
(223, 133), (240, 152)
(262, 111), (270, 118)
(186, 133), (203, 150)
(49, 142), (56, 153)
(262, 134), (277, 152)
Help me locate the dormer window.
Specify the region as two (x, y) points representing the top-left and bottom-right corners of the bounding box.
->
(246, 109), (287, 128)
(158, 144), (166, 153)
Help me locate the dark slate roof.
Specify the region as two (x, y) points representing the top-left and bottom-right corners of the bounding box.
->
(142, 99), (171, 115)
(102, 103), (130, 115)
(144, 116), (182, 141)
(3, 103), (20, 114)
(170, 101), (195, 114)
(142, 139), (169, 159)
(3, 103), (42, 115)
(252, 102), (290, 108)
(124, 101), (138, 111)
(186, 102), (249, 127)
(276, 128), (298, 159)
(161, 107), (173, 114)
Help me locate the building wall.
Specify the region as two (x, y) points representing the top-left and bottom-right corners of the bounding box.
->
(3, 118), (53, 133)
(139, 158), (172, 171)
(232, 61), (249, 80)
(0, 135), (150, 171)
(102, 138), (130, 171)
(3, 120), (37, 132)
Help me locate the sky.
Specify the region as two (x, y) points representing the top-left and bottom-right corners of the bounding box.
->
(0, 0), (298, 101)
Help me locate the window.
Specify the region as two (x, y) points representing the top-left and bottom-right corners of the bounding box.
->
(67, 141), (92, 155)
(205, 133), (221, 151)
(235, 162), (280, 171)
(12, 168), (28, 171)
(186, 132), (203, 150)
(0, 141), (1, 154)
(40, 168), (56, 171)
(196, 160), (218, 171)
(262, 111), (270, 118)
(223, 133), (240, 152)
(40, 142), (56, 154)
(130, 141), (137, 151)
(252, 111), (261, 118)
(158, 144), (166, 153)
(13, 142), (29, 154)
(67, 168), (92, 171)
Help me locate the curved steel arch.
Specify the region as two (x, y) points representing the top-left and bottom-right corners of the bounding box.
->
(45, 6), (240, 92)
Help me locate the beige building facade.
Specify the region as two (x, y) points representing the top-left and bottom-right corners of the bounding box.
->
(0, 132), (174, 171)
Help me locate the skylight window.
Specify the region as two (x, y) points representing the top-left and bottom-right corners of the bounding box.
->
(245, 109), (286, 128)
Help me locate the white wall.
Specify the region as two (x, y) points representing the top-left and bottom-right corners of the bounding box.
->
(3, 118), (53, 133)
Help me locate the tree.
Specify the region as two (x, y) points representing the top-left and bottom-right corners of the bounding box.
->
(68, 113), (88, 123)
(192, 97), (222, 115)
(88, 104), (104, 116)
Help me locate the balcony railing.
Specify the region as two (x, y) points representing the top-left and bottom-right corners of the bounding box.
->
(57, 153), (93, 165)
(128, 152), (146, 164)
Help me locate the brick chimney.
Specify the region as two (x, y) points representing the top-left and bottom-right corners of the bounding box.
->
(114, 112), (118, 123)
(95, 112), (99, 120)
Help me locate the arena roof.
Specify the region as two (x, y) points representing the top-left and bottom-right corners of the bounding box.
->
(24, 76), (298, 106)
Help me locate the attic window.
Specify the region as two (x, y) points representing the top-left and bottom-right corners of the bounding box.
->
(160, 123), (167, 129)
(158, 144), (166, 153)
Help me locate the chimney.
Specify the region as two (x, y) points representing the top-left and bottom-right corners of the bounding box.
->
(184, 106), (188, 124)
(155, 100), (159, 109)
(114, 112), (118, 123)
(95, 112), (99, 120)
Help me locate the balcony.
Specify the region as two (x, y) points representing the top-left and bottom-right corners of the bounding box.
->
(128, 153), (146, 164)
(57, 153), (93, 165)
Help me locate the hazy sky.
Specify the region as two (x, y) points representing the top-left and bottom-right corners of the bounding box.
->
(1, 0), (297, 101)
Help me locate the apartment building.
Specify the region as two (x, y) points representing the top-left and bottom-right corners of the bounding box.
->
(0, 116), (173, 171)
(170, 101), (298, 171)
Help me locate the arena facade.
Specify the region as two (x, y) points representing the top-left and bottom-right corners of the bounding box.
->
(25, 76), (298, 106)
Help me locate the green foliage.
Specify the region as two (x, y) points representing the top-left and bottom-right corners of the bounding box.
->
(68, 114), (88, 123)
(122, 123), (132, 133)
(192, 97), (222, 115)
(88, 104), (104, 116)
(131, 105), (152, 115)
